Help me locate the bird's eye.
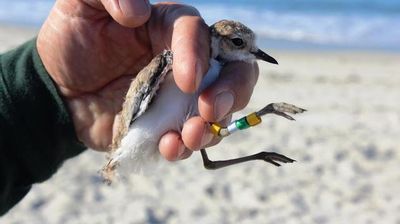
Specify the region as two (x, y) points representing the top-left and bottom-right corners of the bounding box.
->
(231, 38), (244, 46)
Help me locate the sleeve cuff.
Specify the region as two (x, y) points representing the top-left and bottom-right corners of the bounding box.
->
(0, 38), (86, 185)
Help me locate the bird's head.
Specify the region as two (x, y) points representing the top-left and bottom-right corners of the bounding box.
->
(210, 20), (278, 64)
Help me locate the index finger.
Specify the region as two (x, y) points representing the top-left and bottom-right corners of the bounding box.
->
(168, 5), (210, 93)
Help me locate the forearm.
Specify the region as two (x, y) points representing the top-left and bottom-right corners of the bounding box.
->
(0, 38), (86, 215)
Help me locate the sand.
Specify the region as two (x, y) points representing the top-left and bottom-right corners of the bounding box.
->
(1, 25), (400, 224)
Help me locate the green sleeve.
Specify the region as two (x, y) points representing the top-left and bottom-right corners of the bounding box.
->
(0, 38), (86, 215)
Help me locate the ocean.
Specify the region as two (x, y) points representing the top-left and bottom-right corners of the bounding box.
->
(0, 0), (399, 50)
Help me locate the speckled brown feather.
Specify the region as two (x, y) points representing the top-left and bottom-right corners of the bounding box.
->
(111, 50), (173, 151)
(210, 20), (254, 38)
(102, 50), (172, 183)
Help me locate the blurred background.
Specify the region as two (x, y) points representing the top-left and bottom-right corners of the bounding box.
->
(1, 0), (400, 50)
(1, 0), (400, 223)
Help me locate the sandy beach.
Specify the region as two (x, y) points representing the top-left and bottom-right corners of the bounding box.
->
(1, 25), (400, 224)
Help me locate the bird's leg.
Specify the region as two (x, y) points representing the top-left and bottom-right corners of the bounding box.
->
(200, 148), (295, 170)
(202, 102), (304, 170)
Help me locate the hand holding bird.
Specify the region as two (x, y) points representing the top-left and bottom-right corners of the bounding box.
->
(37, 1), (259, 161)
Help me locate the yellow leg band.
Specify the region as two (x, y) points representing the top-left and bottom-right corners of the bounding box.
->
(246, 112), (262, 126)
(210, 123), (222, 136)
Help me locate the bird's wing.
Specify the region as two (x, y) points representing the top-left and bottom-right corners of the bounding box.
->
(111, 50), (173, 149)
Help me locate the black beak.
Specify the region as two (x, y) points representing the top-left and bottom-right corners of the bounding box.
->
(251, 49), (278, 65)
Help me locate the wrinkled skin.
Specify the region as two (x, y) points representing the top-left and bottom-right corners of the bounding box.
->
(37, 0), (259, 161)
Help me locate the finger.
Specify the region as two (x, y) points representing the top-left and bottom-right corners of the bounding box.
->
(182, 116), (213, 151)
(198, 61), (259, 122)
(99, 0), (151, 27)
(182, 115), (232, 151)
(199, 115), (232, 149)
(159, 131), (192, 161)
(178, 149), (193, 160)
(165, 5), (209, 93)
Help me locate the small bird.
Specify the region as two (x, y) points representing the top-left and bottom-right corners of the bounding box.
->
(102, 20), (305, 182)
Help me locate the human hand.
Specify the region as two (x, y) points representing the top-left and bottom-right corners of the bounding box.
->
(37, 0), (259, 161)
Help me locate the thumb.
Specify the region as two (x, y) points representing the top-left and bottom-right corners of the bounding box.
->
(100, 0), (151, 27)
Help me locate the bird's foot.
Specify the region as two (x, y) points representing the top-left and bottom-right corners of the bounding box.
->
(256, 151), (296, 166)
(257, 102), (306, 120)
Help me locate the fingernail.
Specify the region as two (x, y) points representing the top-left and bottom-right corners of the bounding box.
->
(214, 91), (234, 121)
(200, 127), (214, 148)
(120, 0), (151, 17)
(194, 61), (203, 90)
(176, 143), (186, 160)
